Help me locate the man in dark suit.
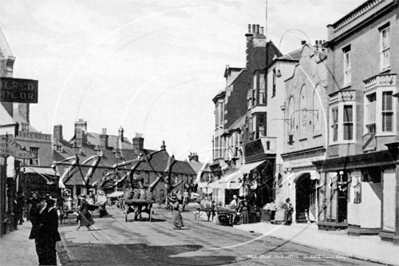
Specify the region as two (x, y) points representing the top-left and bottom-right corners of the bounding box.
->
(29, 195), (61, 266)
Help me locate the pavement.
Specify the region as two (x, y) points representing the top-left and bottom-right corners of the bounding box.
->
(1, 214), (398, 266)
(234, 222), (399, 266)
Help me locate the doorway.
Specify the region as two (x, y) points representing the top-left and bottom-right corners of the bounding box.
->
(295, 173), (316, 223)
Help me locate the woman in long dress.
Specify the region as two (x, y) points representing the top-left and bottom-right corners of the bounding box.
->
(77, 195), (95, 231)
(283, 198), (294, 225)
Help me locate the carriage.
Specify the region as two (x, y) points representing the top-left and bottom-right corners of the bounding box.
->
(123, 198), (155, 222)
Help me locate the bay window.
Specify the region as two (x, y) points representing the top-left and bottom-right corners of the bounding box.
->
(330, 102), (355, 143)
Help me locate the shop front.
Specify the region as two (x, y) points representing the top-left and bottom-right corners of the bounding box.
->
(313, 149), (398, 243)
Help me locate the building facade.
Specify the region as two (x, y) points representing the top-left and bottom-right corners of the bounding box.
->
(277, 42), (328, 224)
(314, 0), (398, 244)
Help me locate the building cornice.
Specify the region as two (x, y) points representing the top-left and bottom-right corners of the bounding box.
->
(281, 146), (326, 161)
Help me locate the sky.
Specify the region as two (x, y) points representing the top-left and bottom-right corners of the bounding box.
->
(0, 0), (365, 162)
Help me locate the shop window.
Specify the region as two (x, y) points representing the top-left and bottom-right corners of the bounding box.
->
(361, 168), (381, 183)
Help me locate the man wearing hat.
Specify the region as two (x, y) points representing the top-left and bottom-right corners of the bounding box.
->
(29, 195), (61, 266)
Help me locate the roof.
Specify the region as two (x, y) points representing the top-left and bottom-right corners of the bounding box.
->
(86, 132), (132, 150)
(0, 104), (16, 125)
(0, 27), (14, 58)
(187, 160), (211, 173)
(226, 115), (246, 132)
(277, 48), (302, 62)
(53, 143), (196, 175)
(12, 113), (39, 132)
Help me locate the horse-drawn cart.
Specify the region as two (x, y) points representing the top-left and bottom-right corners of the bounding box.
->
(123, 199), (154, 222)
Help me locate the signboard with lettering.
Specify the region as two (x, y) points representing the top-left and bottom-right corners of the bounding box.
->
(0, 77), (38, 103)
(0, 135), (36, 159)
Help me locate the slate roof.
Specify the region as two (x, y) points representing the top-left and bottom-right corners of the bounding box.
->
(53, 141), (195, 175)
(86, 132), (132, 150)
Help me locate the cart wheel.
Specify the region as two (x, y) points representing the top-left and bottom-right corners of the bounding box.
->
(149, 209), (153, 222)
(125, 211), (128, 222)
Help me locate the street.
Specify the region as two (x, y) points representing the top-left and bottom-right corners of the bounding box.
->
(57, 206), (381, 266)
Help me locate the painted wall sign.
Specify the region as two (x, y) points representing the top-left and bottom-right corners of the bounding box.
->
(0, 135), (36, 159)
(0, 77), (38, 103)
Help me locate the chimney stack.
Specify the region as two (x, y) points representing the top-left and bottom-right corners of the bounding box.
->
(188, 152), (199, 162)
(53, 125), (63, 143)
(99, 128), (108, 149)
(161, 140), (166, 150)
(74, 119), (87, 145)
(132, 133), (144, 151)
(118, 126), (124, 142)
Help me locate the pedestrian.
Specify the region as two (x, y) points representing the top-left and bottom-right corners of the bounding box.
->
(169, 194), (183, 230)
(207, 200), (216, 222)
(97, 190), (108, 218)
(229, 195), (238, 224)
(283, 198), (294, 225)
(29, 195), (61, 266)
(14, 191), (25, 227)
(77, 194), (95, 231)
(238, 196), (249, 224)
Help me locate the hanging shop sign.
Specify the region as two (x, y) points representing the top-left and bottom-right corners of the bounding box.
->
(0, 77), (38, 103)
(0, 134), (36, 159)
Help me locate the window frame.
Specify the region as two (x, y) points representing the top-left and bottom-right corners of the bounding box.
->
(330, 102), (356, 144)
(380, 25), (390, 71)
(342, 45), (351, 86)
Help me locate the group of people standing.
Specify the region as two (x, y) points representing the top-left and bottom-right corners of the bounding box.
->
(229, 195), (250, 224)
(28, 195), (61, 266)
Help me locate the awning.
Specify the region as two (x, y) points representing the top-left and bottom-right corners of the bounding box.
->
(239, 160), (265, 174)
(226, 171), (244, 189)
(21, 167), (59, 176)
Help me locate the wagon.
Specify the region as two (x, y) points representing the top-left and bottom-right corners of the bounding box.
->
(123, 199), (155, 222)
(216, 207), (236, 226)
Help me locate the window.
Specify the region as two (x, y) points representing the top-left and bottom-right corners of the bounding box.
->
(343, 46), (351, 85)
(252, 74), (257, 106)
(272, 68), (276, 98)
(258, 74), (266, 105)
(255, 113), (267, 139)
(29, 147), (39, 166)
(312, 86), (322, 134)
(343, 105), (353, 140)
(215, 105), (219, 127)
(330, 102), (355, 143)
(382, 91), (393, 132)
(219, 102), (224, 126)
(331, 106), (339, 142)
(365, 93), (376, 134)
(380, 26), (390, 71)
(300, 86), (308, 139)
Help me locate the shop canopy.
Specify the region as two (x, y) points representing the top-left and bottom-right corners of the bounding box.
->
(226, 160), (266, 189)
(21, 167), (59, 176)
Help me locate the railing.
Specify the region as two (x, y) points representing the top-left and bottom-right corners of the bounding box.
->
(17, 131), (52, 141)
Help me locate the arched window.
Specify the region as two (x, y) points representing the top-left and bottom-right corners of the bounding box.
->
(299, 85), (308, 139)
(288, 96), (295, 145)
(312, 85), (322, 134)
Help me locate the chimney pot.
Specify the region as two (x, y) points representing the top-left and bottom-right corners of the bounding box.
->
(260, 26), (264, 35)
(252, 24), (256, 34)
(248, 24), (251, 33)
(301, 40), (306, 45)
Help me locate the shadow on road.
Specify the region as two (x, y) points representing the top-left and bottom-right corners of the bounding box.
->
(58, 242), (235, 266)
